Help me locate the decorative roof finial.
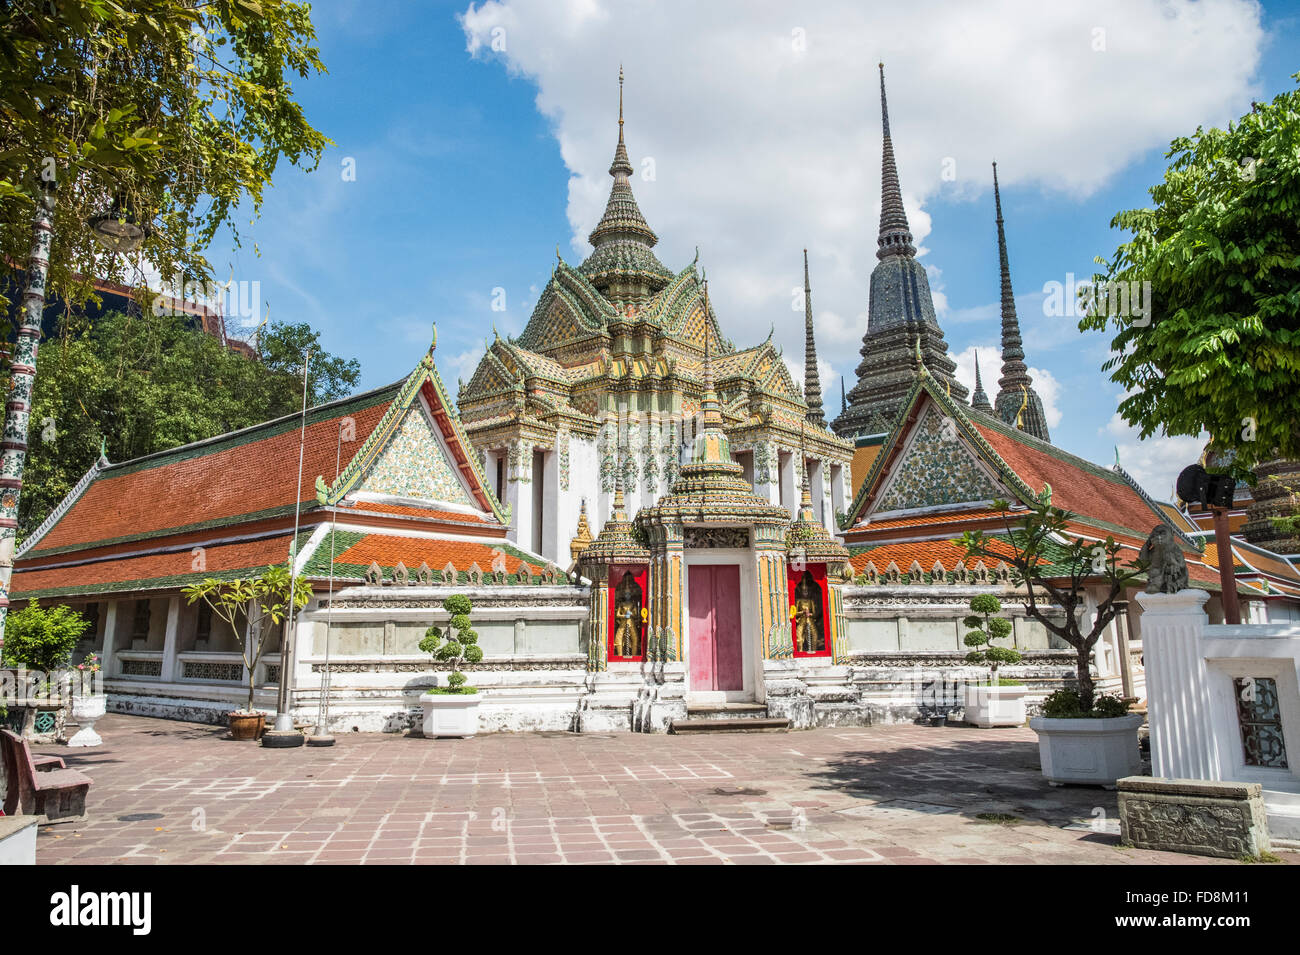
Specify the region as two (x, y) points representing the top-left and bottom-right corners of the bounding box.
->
(876, 63), (916, 260)
(802, 249), (825, 428)
(430, 322), (437, 353)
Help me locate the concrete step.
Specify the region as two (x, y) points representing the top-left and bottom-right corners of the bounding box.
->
(685, 702), (769, 719)
(670, 717), (791, 734)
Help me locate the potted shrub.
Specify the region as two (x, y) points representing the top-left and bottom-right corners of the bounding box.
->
(417, 594), (483, 738)
(1028, 689), (1143, 787)
(68, 653), (106, 747)
(1, 599), (90, 742)
(961, 594), (1027, 727)
(960, 496), (1144, 785)
(183, 565), (312, 740)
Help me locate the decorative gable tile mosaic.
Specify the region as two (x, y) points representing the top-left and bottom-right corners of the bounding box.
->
(360, 405), (472, 506)
(877, 405), (999, 511)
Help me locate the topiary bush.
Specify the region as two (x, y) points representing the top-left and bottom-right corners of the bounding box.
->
(419, 594), (482, 694)
(962, 594), (1020, 683)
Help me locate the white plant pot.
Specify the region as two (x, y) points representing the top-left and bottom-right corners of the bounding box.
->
(963, 683), (1028, 728)
(420, 693), (481, 738)
(1028, 714), (1144, 788)
(68, 693), (107, 748)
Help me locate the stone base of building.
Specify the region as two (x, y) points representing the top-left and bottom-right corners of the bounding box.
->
(1118, 776), (1272, 859)
(101, 655), (1079, 734)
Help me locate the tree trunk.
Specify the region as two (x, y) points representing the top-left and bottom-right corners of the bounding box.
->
(1076, 645), (1095, 710)
(0, 188), (55, 644)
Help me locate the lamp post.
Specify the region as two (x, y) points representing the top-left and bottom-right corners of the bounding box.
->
(308, 419), (347, 747)
(0, 187), (147, 643)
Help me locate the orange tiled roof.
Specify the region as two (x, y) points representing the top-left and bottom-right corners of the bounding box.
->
(332, 534), (548, 577)
(28, 388), (396, 556)
(856, 507), (1005, 530)
(971, 420), (1166, 540)
(11, 533), (299, 598)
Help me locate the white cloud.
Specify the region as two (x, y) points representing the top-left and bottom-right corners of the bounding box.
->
(1104, 403), (1207, 500)
(1027, 366), (1062, 429)
(459, 0), (1263, 438)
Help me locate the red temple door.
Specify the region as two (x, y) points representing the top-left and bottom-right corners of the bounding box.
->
(688, 564), (743, 692)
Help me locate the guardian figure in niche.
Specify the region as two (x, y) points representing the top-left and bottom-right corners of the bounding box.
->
(793, 571), (825, 653)
(613, 571), (644, 657)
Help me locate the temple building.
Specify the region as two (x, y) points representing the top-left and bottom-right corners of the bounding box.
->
(457, 71), (853, 567)
(12, 68), (1281, 735)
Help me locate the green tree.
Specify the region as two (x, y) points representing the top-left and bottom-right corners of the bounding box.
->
(958, 498), (1145, 709)
(0, 0), (330, 308)
(182, 564), (312, 714)
(19, 308), (359, 538)
(1, 599), (90, 673)
(1080, 76), (1300, 479)
(962, 593), (1020, 682)
(418, 594), (483, 693)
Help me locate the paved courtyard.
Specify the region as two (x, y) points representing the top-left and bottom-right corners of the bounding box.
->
(29, 714), (1296, 865)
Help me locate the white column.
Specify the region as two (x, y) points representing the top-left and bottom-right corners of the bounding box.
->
(161, 596), (181, 682)
(101, 600), (120, 677)
(505, 440), (533, 552)
(1135, 589), (1221, 781)
(779, 450), (797, 517)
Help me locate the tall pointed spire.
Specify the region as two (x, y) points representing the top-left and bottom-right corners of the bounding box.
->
(836, 64), (966, 439)
(579, 67), (672, 300)
(971, 351), (993, 413)
(802, 249), (825, 427)
(876, 63), (915, 260)
(991, 162), (1050, 442)
(840, 376), (847, 415)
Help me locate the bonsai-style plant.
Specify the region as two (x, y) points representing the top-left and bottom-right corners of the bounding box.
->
(959, 496), (1144, 712)
(419, 594), (483, 694)
(182, 565), (312, 715)
(1, 600), (90, 685)
(963, 594), (1020, 684)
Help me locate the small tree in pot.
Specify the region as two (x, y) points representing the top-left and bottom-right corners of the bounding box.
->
(959, 497), (1144, 710)
(961, 593), (1026, 727)
(418, 594), (485, 738)
(419, 594), (483, 694)
(959, 497), (1147, 783)
(183, 565), (312, 738)
(963, 594), (1020, 683)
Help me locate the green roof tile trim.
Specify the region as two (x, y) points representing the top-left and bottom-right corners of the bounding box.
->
(17, 454), (108, 557)
(321, 339), (510, 525)
(297, 530), (367, 576)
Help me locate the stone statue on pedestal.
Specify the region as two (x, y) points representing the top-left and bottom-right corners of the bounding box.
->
(1139, 524), (1189, 594)
(613, 571), (643, 657)
(793, 571), (824, 653)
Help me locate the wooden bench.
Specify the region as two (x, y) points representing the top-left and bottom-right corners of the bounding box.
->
(0, 729), (91, 823)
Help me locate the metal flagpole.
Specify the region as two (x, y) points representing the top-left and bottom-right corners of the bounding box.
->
(309, 420), (344, 746)
(265, 349), (312, 746)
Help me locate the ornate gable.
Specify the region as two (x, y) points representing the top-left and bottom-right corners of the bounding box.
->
(356, 400), (474, 507)
(875, 403), (1002, 512)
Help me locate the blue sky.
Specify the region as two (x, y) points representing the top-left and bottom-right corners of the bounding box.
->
(201, 0), (1300, 501)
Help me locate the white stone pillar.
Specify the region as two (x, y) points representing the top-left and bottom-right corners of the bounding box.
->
(161, 596), (181, 682)
(101, 600), (120, 677)
(1135, 589), (1221, 781)
(505, 440), (533, 552)
(779, 450), (797, 517)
